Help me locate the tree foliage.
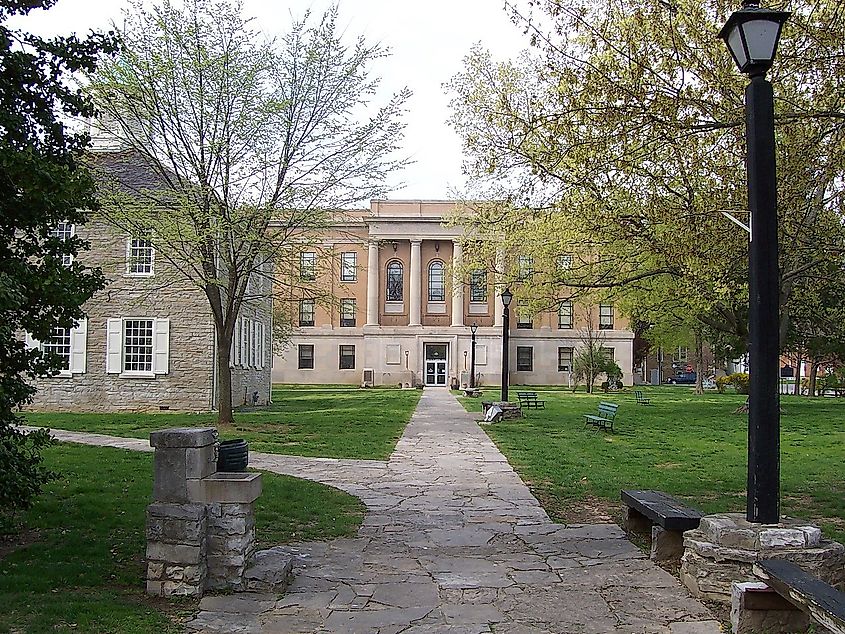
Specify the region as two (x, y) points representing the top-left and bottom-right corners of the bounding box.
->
(0, 0), (116, 529)
(89, 0), (410, 423)
(447, 0), (845, 357)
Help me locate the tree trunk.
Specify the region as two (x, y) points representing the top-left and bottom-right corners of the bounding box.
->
(793, 351), (802, 396)
(217, 336), (235, 424)
(809, 362), (819, 397)
(694, 330), (704, 395)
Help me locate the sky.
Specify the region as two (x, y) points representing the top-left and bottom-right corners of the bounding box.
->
(10, 0), (531, 200)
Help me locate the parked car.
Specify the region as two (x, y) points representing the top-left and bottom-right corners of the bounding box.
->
(666, 371), (697, 384)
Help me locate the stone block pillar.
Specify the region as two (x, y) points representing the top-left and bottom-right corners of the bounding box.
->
(146, 428), (262, 597)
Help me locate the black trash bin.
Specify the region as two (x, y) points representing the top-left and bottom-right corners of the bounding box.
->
(217, 439), (249, 472)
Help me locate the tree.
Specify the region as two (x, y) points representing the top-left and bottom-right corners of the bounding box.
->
(447, 0), (845, 355)
(0, 1), (116, 528)
(89, 0), (410, 424)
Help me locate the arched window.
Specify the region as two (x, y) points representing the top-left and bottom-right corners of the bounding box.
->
(386, 261), (403, 302)
(428, 260), (445, 301)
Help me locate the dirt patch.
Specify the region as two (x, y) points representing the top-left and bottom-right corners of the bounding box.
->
(0, 528), (41, 561)
(536, 492), (623, 526)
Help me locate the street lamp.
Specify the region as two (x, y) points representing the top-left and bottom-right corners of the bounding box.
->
(719, 0), (789, 525)
(500, 289), (513, 402)
(470, 322), (478, 389)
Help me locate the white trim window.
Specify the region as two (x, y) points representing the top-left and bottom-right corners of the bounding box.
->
(300, 252), (317, 281)
(470, 270), (487, 303)
(558, 346), (573, 372)
(340, 298), (356, 327)
(557, 254), (573, 273)
(106, 317), (169, 376)
(50, 221), (75, 267)
(340, 252), (357, 282)
(428, 260), (445, 301)
(126, 235), (154, 276)
(27, 319), (88, 376)
(558, 300), (573, 329)
(517, 255), (533, 281)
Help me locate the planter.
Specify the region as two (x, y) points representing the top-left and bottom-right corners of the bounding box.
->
(217, 439), (249, 472)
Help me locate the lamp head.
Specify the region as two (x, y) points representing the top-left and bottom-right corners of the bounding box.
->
(718, 1), (790, 77)
(470, 321), (478, 334)
(501, 288), (513, 308)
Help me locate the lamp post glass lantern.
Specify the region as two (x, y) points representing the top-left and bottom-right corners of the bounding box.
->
(470, 322), (478, 389)
(500, 289), (513, 402)
(719, 0), (789, 525)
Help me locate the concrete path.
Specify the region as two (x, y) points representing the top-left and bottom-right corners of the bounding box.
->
(35, 390), (721, 633)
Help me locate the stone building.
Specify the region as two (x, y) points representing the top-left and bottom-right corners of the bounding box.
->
(272, 200), (634, 387)
(27, 150), (272, 412)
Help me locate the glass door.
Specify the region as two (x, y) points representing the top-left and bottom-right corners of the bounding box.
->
(424, 344), (448, 386)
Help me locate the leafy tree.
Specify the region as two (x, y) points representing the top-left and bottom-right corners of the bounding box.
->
(447, 0), (845, 356)
(0, 1), (116, 529)
(88, 0), (410, 424)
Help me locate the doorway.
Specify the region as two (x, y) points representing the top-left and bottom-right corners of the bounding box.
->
(424, 343), (448, 386)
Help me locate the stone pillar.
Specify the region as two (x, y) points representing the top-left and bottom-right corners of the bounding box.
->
(451, 240), (464, 327)
(200, 473), (262, 590)
(366, 241), (379, 326)
(146, 427), (217, 597)
(494, 247), (505, 327)
(409, 239), (422, 327)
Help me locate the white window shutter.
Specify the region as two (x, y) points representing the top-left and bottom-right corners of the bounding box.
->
(250, 320), (256, 368)
(24, 332), (41, 350)
(259, 322), (265, 369)
(229, 324), (235, 368)
(106, 318), (122, 373)
(70, 318), (87, 374)
(153, 318), (170, 374)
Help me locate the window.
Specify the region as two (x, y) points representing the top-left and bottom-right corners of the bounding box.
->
(558, 347), (573, 372)
(557, 254), (573, 272)
(386, 261), (403, 302)
(42, 326), (72, 372)
(516, 301), (532, 329)
(300, 252), (316, 280)
(599, 304), (614, 330)
(516, 346), (533, 372)
(340, 252), (357, 282)
(299, 299), (315, 327)
(602, 347), (615, 361)
(127, 235), (154, 276)
(123, 319), (155, 373)
(674, 346), (689, 362)
(340, 298), (356, 327)
(339, 345), (355, 369)
(230, 317), (266, 368)
(470, 270), (487, 303)
(558, 301), (573, 329)
(51, 222), (74, 266)
(298, 344), (314, 369)
(517, 255), (533, 281)
(428, 260), (445, 301)
(26, 319), (88, 376)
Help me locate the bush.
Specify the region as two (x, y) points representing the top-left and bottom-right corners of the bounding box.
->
(0, 424), (55, 533)
(716, 373), (750, 394)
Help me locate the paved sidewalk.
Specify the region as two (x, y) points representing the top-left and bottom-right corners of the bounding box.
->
(36, 390), (721, 633)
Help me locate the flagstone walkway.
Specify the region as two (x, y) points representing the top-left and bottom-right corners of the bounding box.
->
(39, 390), (721, 633)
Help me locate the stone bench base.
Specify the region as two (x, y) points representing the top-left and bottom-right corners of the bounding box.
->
(623, 506), (685, 562)
(731, 581), (810, 634)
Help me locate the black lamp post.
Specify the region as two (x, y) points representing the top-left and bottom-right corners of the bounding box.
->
(719, 0), (789, 525)
(470, 322), (478, 388)
(501, 289), (513, 402)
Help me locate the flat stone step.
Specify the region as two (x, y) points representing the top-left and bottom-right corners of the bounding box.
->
(242, 546), (295, 592)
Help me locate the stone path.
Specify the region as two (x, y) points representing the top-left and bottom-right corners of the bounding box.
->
(34, 390), (721, 633)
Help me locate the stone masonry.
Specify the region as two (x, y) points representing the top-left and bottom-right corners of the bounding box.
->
(681, 513), (845, 603)
(146, 427), (262, 597)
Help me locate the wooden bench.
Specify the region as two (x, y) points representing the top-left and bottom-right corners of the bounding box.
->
(583, 401), (618, 432)
(634, 390), (650, 405)
(737, 559), (845, 634)
(621, 489), (702, 561)
(516, 391), (545, 410)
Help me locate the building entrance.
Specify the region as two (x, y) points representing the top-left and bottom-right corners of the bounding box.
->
(424, 343), (448, 386)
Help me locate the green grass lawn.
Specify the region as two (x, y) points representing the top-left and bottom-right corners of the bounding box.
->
(0, 442), (365, 634)
(25, 386), (421, 460)
(459, 386), (845, 543)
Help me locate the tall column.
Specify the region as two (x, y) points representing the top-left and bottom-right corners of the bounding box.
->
(409, 240), (422, 326)
(451, 240), (464, 327)
(366, 241), (379, 326)
(494, 247), (505, 327)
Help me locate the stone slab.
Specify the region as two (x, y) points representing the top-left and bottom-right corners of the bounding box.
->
(150, 427), (217, 448)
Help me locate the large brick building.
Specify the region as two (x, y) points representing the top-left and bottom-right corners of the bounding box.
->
(272, 200), (634, 388)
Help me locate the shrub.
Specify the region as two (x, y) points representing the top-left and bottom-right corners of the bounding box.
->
(715, 373), (750, 394)
(0, 424), (55, 533)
